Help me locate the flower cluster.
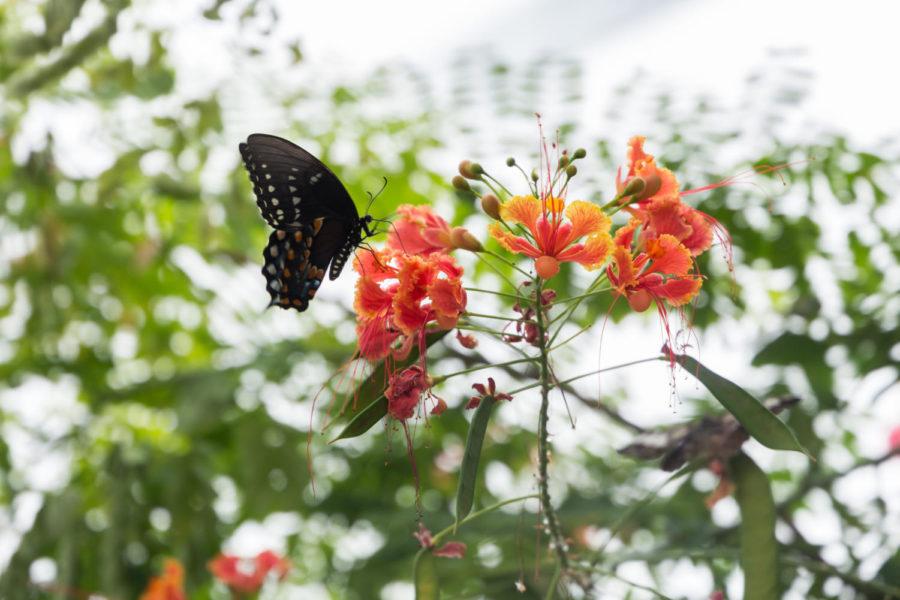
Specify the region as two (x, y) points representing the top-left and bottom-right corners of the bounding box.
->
(353, 204), (470, 420)
(607, 136), (723, 312)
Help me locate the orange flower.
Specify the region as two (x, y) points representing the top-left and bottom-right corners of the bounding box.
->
(140, 559), (186, 600)
(489, 195), (613, 279)
(615, 136), (725, 260)
(209, 550), (290, 594)
(607, 235), (702, 312)
(354, 249), (466, 362)
(387, 204), (481, 255)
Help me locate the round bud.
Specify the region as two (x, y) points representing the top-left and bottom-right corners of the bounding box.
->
(450, 227), (482, 252)
(638, 173), (661, 199)
(557, 155), (570, 169)
(535, 255), (560, 280)
(458, 160), (474, 178)
(531, 169), (539, 182)
(573, 148), (587, 159)
(565, 165), (577, 178)
(621, 176), (645, 197)
(480, 193), (501, 220)
(452, 175), (471, 191)
(506, 157), (516, 167)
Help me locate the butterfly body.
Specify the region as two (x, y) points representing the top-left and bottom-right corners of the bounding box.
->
(239, 134), (374, 311)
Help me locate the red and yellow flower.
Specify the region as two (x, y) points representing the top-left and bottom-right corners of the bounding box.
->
(614, 136), (723, 259)
(607, 234), (702, 312)
(489, 195), (613, 279)
(387, 204), (481, 255)
(208, 550), (290, 595)
(354, 249), (466, 363)
(140, 559), (186, 600)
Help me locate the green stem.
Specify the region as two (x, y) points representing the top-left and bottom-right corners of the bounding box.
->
(551, 287), (613, 305)
(534, 278), (570, 574)
(474, 252), (519, 291)
(484, 249), (532, 279)
(455, 323), (515, 338)
(544, 562), (562, 600)
(464, 287), (529, 302)
(508, 356), (660, 396)
(465, 311), (524, 323)
(430, 494), (538, 546)
(482, 172), (512, 196)
(548, 321), (596, 353)
(431, 357), (537, 386)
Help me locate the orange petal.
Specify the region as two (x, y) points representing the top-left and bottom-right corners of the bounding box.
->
(428, 277), (466, 327)
(679, 206), (714, 256)
(564, 200), (611, 240)
(499, 195), (541, 228)
(354, 276), (393, 318)
(648, 275), (702, 306)
(608, 245), (639, 290)
(556, 232), (613, 271)
(488, 223), (541, 258)
(646, 234), (693, 276)
(645, 196), (692, 241)
(626, 136), (649, 177)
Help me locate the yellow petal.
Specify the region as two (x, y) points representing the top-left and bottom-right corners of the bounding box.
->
(564, 200), (611, 240)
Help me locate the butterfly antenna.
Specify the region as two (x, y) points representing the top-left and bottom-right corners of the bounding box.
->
(365, 177), (389, 214)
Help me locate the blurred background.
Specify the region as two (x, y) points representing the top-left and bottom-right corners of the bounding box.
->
(1, 0), (898, 598)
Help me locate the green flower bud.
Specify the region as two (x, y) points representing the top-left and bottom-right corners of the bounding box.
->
(621, 177), (645, 197)
(573, 148), (587, 159)
(506, 157), (516, 167)
(565, 164), (577, 178)
(480, 193), (501, 219)
(452, 175), (471, 191)
(531, 168), (539, 182)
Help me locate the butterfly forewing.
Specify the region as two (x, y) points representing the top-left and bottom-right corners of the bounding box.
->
(242, 133), (366, 312)
(239, 135), (358, 229)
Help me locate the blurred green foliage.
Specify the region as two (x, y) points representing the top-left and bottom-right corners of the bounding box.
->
(1, 1), (898, 599)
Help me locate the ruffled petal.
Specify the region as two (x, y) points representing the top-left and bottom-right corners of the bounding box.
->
(499, 195), (541, 230)
(646, 275), (703, 307)
(488, 223), (541, 258)
(428, 277), (466, 329)
(646, 234), (692, 276)
(556, 232), (613, 270)
(607, 245), (639, 290)
(679, 206), (714, 256)
(564, 200), (611, 240)
(644, 196), (692, 241)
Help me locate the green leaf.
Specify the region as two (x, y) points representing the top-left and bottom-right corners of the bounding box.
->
(455, 394), (498, 527)
(674, 353), (812, 457)
(331, 331), (449, 442)
(731, 451), (779, 600)
(414, 550), (439, 600)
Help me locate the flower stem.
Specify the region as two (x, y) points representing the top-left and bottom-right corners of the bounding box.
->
(429, 494), (538, 546)
(464, 287), (529, 302)
(431, 357), (537, 386)
(533, 277), (570, 574)
(465, 311), (524, 322)
(507, 356), (660, 396)
(475, 252), (519, 290)
(484, 249), (532, 279)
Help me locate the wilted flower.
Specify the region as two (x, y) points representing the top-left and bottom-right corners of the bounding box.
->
(140, 559), (186, 600)
(414, 523), (467, 559)
(489, 195), (613, 279)
(208, 550), (290, 595)
(467, 377), (513, 409)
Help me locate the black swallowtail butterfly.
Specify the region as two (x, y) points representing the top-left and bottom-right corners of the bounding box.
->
(239, 134), (374, 311)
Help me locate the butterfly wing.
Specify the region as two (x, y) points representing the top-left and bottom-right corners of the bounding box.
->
(243, 134), (363, 312)
(239, 134), (359, 228)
